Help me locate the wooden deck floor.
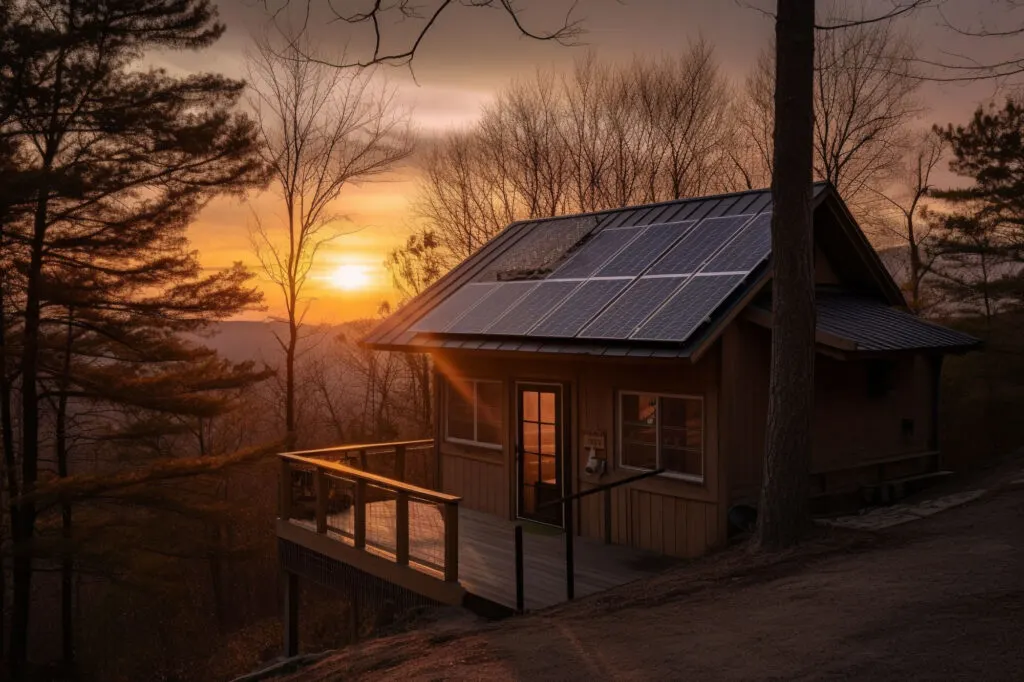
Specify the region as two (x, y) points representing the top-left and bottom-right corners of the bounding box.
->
(291, 501), (676, 611)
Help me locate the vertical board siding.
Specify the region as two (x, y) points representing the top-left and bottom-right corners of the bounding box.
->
(435, 347), (726, 560)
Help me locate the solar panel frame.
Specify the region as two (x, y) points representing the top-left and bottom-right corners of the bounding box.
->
(483, 280), (582, 335)
(550, 227), (642, 279)
(631, 274), (746, 342)
(595, 221), (696, 278)
(580, 275), (686, 339)
(528, 279), (631, 338)
(445, 281), (538, 334)
(410, 282), (500, 332)
(646, 214), (755, 276)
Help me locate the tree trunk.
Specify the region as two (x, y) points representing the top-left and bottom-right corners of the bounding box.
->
(285, 321), (297, 448)
(11, 186), (49, 676)
(56, 308), (75, 668)
(755, 0), (817, 551)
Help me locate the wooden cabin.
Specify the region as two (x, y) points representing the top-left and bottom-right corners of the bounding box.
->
(362, 183), (979, 559)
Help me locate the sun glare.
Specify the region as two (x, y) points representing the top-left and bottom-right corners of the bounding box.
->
(329, 264), (372, 291)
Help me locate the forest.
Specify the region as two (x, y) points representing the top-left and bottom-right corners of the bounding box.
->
(2, 0), (1024, 680)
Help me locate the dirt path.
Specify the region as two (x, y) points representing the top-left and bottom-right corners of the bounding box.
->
(281, 482), (1024, 681)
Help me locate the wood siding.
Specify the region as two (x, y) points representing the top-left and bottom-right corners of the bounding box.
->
(720, 319), (940, 504)
(433, 349), (724, 559)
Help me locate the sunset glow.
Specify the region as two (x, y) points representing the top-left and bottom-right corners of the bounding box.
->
(329, 263), (372, 291)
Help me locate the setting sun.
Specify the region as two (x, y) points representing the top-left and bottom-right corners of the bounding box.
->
(329, 263), (372, 291)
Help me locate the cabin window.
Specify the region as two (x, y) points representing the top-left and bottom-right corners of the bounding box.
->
(446, 379), (503, 449)
(619, 392), (704, 482)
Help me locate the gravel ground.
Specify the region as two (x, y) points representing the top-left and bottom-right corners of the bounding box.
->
(275, 466), (1024, 682)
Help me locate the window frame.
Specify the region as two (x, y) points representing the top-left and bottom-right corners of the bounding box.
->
(617, 390), (705, 483)
(445, 378), (504, 450)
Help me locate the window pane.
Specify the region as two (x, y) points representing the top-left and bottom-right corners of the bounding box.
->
(539, 391), (557, 424)
(476, 381), (503, 444)
(447, 383), (474, 441)
(540, 454), (558, 484)
(540, 423), (556, 455)
(661, 397), (703, 476)
(522, 421), (540, 453)
(522, 390), (540, 422)
(622, 442), (657, 470)
(522, 453), (541, 485)
(621, 393), (658, 469)
(662, 448), (702, 478)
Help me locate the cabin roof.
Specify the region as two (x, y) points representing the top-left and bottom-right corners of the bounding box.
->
(364, 184), (977, 359)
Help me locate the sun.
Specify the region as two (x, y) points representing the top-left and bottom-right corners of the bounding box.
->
(329, 263), (371, 291)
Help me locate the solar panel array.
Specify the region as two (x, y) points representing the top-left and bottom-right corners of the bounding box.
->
(412, 207), (774, 345)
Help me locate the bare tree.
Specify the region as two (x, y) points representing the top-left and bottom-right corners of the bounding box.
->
(736, 12), (921, 221)
(873, 129), (946, 311)
(247, 33), (413, 445)
(415, 48), (735, 263)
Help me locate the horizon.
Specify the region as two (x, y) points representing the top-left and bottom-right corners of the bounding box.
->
(178, 0), (1017, 323)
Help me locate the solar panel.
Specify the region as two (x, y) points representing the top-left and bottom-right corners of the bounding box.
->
(529, 279), (630, 337)
(446, 281), (537, 334)
(632, 274), (745, 342)
(647, 214), (753, 276)
(703, 213), (771, 273)
(485, 280), (581, 335)
(581, 276), (686, 339)
(596, 221), (696, 277)
(551, 228), (640, 279)
(410, 282), (500, 332)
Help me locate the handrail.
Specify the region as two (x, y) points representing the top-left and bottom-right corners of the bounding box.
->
(537, 468), (665, 509)
(280, 438), (434, 459)
(281, 453), (461, 504)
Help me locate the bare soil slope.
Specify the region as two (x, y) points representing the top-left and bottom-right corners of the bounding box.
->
(280, 479), (1024, 681)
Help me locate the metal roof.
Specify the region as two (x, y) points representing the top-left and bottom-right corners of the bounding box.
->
(813, 294), (980, 353)
(362, 183), (951, 359)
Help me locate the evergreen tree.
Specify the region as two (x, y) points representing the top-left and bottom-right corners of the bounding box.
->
(931, 98), (1024, 322)
(0, 0), (266, 673)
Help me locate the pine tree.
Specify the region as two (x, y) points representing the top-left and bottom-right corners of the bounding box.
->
(0, 0), (266, 673)
(931, 98), (1024, 322)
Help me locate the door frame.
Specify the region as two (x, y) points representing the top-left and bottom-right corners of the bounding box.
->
(513, 380), (572, 528)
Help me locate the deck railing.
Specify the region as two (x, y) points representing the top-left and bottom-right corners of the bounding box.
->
(279, 446), (461, 582)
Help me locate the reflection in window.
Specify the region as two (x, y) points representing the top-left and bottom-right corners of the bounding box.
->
(446, 379), (503, 448)
(619, 391), (703, 481)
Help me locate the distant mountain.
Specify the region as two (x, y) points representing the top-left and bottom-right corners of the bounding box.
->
(188, 319), (373, 364)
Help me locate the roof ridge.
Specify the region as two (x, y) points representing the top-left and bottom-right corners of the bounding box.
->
(518, 182), (831, 228)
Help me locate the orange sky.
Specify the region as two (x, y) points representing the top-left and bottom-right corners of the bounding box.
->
(180, 0), (1015, 323)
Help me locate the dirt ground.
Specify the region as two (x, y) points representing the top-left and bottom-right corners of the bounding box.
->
(275, 467), (1024, 682)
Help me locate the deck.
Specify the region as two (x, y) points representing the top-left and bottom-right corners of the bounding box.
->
(288, 501), (675, 611)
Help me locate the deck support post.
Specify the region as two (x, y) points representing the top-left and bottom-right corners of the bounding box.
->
(396, 492), (410, 565)
(564, 497), (575, 600)
(279, 459), (292, 520)
(603, 487), (612, 544)
(443, 501), (459, 582)
(354, 480), (367, 549)
(514, 524), (524, 612)
(315, 469), (327, 534)
(394, 444), (406, 481)
(282, 570), (299, 658)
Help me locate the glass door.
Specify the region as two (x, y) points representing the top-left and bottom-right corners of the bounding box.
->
(516, 384), (564, 526)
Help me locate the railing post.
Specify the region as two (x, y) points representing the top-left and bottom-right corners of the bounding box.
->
(604, 487), (612, 544)
(315, 468), (327, 534)
(514, 524), (524, 613)
(394, 444), (406, 481)
(396, 492), (410, 565)
(354, 480), (367, 549)
(359, 449), (368, 471)
(443, 501), (459, 582)
(279, 458), (292, 520)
